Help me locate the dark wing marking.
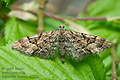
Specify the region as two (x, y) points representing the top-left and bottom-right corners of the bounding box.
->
(65, 31), (112, 59)
(12, 31), (59, 58)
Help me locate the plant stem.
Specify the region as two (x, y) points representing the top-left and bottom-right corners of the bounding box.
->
(37, 0), (47, 33)
(74, 17), (106, 21)
(111, 39), (119, 80)
(44, 12), (64, 21)
(44, 13), (106, 21)
(11, 6), (107, 21)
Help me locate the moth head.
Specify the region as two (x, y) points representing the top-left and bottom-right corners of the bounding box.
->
(59, 25), (65, 28)
(59, 25), (65, 32)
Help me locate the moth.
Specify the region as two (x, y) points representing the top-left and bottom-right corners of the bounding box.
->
(12, 25), (112, 62)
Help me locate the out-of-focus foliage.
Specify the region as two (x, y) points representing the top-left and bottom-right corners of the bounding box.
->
(87, 0), (120, 17)
(0, 0), (120, 80)
(0, 0), (17, 46)
(1, 0), (17, 8)
(0, 0), (17, 19)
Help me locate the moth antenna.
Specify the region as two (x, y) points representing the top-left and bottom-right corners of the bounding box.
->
(44, 12), (61, 26)
(45, 12), (79, 27)
(63, 16), (77, 26)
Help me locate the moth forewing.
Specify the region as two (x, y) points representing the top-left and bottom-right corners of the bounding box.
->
(12, 25), (113, 62)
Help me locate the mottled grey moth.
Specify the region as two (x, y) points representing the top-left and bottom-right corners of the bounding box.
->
(12, 25), (112, 62)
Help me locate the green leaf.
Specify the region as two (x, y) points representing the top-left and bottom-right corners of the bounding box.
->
(0, 37), (5, 46)
(87, 0), (120, 16)
(1, 0), (17, 7)
(0, 1), (11, 19)
(4, 17), (37, 42)
(0, 42), (106, 80)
